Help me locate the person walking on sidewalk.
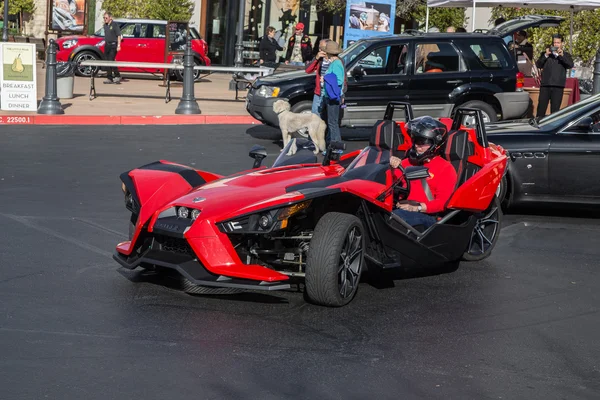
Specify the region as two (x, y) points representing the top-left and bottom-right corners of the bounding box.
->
(305, 38), (330, 115)
(536, 34), (573, 118)
(285, 23), (312, 66)
(103, 12), (122, 84)
(321, 41), (345, 152)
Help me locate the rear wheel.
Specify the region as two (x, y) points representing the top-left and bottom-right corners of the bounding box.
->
(175, 58), (204, 81)
(459, 100), (498, 127)
(305, 212), (365, 307)
(290, 100), (314, 138)
(462, 196), (502, 261)
(74, 51), (101, 77)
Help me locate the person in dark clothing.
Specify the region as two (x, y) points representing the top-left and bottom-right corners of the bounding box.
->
(259, 26), (283, 68)
(536, 34), (574, 118)
(509, 30), (534, 60)
(103, 12), (122, 84)
(494, 17), (506, 26)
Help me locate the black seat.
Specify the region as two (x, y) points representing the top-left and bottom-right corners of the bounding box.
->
(370, 119), (404, 157)
(442, 130), (477, 188)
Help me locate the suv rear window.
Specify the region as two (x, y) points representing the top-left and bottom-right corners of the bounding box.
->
(467, 42), (510, 70)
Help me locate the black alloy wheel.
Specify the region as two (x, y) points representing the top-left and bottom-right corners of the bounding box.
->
(462, 196), (502, 261)
(306, 212), (365, 307)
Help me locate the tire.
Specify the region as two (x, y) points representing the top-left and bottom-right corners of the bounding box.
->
(459, 100), (498, 126)
(290, 100), (314, 138)
(496, 175), (509, 209)
(462, 196), (502, 261)
(175, 58), (204, 82)
(305, 212), (365, 307)
(73, 51), (101, 77)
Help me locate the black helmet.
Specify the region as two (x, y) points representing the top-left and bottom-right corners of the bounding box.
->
(406, 116), (448, 165)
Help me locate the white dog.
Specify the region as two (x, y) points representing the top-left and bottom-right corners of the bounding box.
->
(273, 99), (327, 155)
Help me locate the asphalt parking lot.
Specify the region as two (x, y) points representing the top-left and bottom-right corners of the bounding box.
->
(0, 125), (599, 400)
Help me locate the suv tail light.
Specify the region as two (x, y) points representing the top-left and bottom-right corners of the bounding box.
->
(516, 72), (524, 92)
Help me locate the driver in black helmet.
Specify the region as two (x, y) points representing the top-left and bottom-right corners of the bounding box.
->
(389, 116), (457, 228)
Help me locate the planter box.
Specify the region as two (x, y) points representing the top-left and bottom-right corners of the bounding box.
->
(524, 87), (572, 117)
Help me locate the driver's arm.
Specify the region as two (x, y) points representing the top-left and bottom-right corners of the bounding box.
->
(421, 161), (457, 214)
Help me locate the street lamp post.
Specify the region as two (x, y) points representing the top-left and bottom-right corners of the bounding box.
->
(2, 0), (9, 42)
(233, 0), (246, 68)
(229, 0), (246, 90)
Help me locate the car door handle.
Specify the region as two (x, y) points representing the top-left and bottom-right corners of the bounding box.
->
(447, 80), (463, 84)
(137, 44), (147, 47)
(387, 82), (404, 87)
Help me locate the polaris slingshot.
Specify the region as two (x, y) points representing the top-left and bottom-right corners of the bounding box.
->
(114, 103), (508, 307)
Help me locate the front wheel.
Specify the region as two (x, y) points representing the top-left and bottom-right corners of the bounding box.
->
(462, 196), (502, 261)
(74, 51), (101, 77)
(305, 212), (365, 307)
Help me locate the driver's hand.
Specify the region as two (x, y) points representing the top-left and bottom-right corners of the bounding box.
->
(396, 202), (421, 212)
(390, 156), (401, 168)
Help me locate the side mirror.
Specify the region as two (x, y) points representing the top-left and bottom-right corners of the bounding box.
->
(322, 141), (346, 166)
(249, 145), (267, 168)
(572, 117), (593, 132)
(352, 65), (366, 78)
(404, 166), (430, 181)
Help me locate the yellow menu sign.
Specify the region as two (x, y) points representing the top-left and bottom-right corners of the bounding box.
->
(1, 43), (37, 111)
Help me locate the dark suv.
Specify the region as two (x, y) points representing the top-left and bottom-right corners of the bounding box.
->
(246, 16), (563, 129)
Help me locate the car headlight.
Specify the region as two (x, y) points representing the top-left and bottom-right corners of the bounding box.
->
(95, 40), (105, 48)
(62, 39), (78, 49)
(257, 85), (280, 98)
(220, 200), (311, 233)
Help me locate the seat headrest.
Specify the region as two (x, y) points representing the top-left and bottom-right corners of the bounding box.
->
(370, 120), (403, 152)
(443, 130), (470, 161)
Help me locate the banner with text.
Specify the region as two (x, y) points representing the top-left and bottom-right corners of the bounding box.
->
(344, 0), (396, 49)
(1, 43), (37, 112)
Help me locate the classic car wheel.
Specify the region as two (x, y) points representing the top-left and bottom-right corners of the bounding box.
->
(306, 212), (364, 307)
(462, 196), (502, 261)
(290, 101), (313, 138)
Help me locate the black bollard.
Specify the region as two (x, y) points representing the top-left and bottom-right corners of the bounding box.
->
(37, 39), (64, 115)
(175, 35), (201, 115)
(593, 49), (600, 95)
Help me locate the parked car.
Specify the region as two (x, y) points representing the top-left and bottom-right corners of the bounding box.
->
(246, 15), (564, 132)
(486, 94), (600, 209)
(56, 19), (211, 80)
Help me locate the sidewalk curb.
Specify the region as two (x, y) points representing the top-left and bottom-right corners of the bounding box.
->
(0, 115), (262, 126)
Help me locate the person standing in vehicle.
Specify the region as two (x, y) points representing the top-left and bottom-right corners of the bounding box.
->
(536, 34), (573, 118)
(321, 41), (345, 152)
(389, 117), (457, 228)
(103, 12), (122, 84)
(285, 23), (312, 66)
(259, 26), (283, 68)
(510, 30), (533, 60)
(305, 38), (330, 115)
